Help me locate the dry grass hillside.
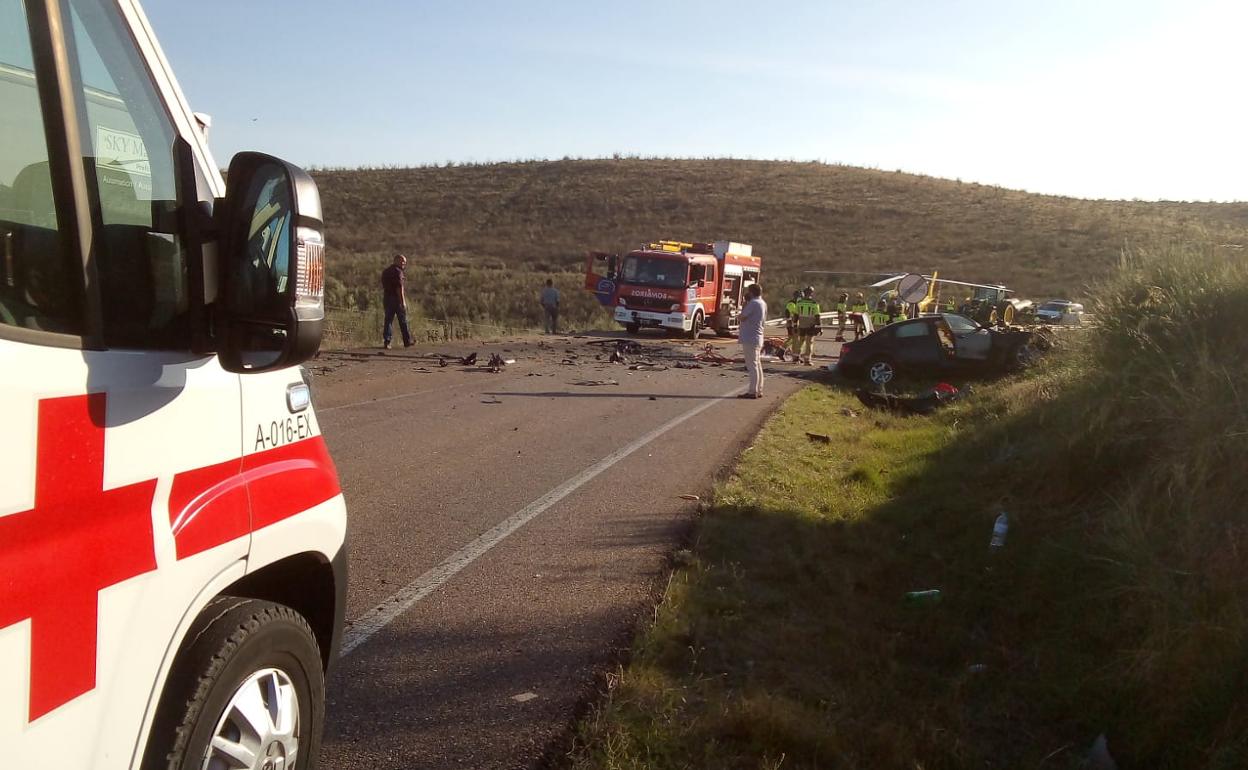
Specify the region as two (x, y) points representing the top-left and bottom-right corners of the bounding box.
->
(311, 159), (1248, 338)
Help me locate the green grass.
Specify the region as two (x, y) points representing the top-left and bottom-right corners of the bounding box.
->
(312, 159), (1248, 344)
(565, 245), (1248, 769)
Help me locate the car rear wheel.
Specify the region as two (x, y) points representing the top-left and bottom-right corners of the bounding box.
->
(866, 356), (897, 386)
(1007, 342), (1036, 371)
(142, 597), (325, 770)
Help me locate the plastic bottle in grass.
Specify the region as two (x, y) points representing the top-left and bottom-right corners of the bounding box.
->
(904, 589), (942, 606)
(990, 512), (1009, 550)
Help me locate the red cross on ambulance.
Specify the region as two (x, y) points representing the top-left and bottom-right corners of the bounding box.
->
(0, 394), (158, 721)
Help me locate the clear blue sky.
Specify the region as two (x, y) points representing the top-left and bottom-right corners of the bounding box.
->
(144, 0), (1245, 202)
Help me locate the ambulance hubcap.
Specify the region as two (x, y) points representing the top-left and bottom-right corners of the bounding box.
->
(203, 668), (300, 770)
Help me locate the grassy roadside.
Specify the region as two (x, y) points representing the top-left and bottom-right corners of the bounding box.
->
(568, 384), (1041, 769)
(565, 245), (1248, 769)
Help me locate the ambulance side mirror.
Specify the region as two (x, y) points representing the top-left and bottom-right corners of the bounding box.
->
(216, 152), (325, 374)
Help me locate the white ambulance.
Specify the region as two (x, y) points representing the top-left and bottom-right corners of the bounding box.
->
(1, 1), (347, 768)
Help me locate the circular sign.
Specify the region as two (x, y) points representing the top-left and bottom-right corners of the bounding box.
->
(897, 273), (929, 303)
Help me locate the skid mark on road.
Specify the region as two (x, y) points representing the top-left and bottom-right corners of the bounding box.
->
(340, 384), (744, 656)
(319, 386), (450, 413)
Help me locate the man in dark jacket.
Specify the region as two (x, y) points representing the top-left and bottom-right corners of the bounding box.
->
(381, 253), (413, 349)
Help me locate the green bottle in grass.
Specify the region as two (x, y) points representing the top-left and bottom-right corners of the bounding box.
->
(904, 589), (942, 606)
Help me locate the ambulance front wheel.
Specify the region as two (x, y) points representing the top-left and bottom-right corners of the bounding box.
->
(142, 597), (326, 770)
(624, 323), (640, 335)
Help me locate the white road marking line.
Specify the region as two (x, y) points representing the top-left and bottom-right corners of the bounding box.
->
(340, 385), (744, 656)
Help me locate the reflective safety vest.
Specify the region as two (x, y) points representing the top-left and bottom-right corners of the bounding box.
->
(851, 303), (869, 313)
(785, 301), (799, 321)
(836, 302), (848, 313)
(795, 298), (821, 330)
(871, 310), (889, 326)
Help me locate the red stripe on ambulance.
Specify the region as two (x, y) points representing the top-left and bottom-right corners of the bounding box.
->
(168, 437), (340, 559)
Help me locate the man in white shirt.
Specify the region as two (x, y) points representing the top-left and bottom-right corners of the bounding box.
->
(738, 283), (767, 399)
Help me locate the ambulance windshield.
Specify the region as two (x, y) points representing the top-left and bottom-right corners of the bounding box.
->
(621, 255), (688, 289)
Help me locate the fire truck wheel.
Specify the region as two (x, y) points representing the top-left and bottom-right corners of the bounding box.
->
(686, 311), (704, 340)
(142, 597), (325, 770)
(624, 323), (640, 335)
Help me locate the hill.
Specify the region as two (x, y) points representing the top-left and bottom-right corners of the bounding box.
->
(311, 159), (1248, 340)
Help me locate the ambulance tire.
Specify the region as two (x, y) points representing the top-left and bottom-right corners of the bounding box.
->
(624, 323), (640, 335)
(142, 597), (325, 770)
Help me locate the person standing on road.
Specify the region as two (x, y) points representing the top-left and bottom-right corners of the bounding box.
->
(795, 286), (822, 365)
(738, 283), (767, 399)
(835, 291), (849, 341)
(540, 279), (561, 334)
(381, 253), (413, 349)
(850, 292), (869, 340)
(784, 289), (801, 361)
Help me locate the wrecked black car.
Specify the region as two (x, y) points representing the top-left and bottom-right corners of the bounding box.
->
(837, 313), (1035, 386)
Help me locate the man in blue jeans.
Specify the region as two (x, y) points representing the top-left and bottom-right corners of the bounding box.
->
(381, 253), (413, 349)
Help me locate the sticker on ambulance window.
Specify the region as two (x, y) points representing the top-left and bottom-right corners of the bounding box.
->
(95, 125), (150, 177)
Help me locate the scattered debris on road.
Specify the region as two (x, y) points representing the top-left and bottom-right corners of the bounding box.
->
(806, 432), (832, 443)
(511, 692), (539, 703)
(678, 494), (700, 501)
(573, 379), (619, 386)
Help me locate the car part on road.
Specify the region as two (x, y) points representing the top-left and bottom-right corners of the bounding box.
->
(855, 383), (964, 415)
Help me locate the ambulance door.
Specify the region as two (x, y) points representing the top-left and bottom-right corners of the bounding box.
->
(0, 1), (246, 767)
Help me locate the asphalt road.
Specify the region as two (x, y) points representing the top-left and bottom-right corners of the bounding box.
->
(311, 332), (839, 769)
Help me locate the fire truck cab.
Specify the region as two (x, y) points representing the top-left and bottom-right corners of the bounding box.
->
(586, 240), (760, 338)
(1, 1), (345, 769)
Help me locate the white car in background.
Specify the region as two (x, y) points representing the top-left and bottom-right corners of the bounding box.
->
(1035, 300), (1085, 324)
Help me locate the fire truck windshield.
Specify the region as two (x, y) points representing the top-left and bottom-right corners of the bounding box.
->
(621, 255), (689, 289)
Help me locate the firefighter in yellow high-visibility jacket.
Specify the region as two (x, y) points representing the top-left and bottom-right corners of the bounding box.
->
(784, 290), (801, 361)
(850, 292), (870, 340)
(834, 292), (849, 341)
(794, 286), (822, 365)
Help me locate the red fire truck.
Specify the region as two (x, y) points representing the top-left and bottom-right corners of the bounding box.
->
(585, 240), (761, 338)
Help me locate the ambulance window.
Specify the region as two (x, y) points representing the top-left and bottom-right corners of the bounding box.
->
(0, 0), (82, 335)
(63, 0), (189, 349)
